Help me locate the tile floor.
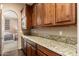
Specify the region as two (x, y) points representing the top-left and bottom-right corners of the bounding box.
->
(3, 40), (17, 53)
(3, 49), (25, 56)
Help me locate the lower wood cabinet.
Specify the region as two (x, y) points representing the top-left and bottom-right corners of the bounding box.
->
(31, 46), (36, 56)
(22, 37), (61, 56)
(26, 43), (32, 56)
(21, 37), (27, 54)
(26, 42), (36, 56)
(37, 44), (61, 56)
(37, 50), (47, 56)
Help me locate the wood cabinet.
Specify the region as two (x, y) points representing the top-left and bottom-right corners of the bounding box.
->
(21, 37), (61, 56)
(21, 37), (27, 54)
(21, 37), (36, 56)
(43, 4), (55, 26)
(37, 50), (47, 56)
(32, 4), (43, 27)
(32, 5), (37, 27)
(21, 5), (32, 34)
(26, 43), (31, 56)
(31, 46), (36, 56)
(37, 44), (61, 56)
(21, 4), (76, 30)
(26, 42), (36, 56)
(55, 3), (76, 25)
(36, 4), (43, 26)
(31, 3), (76, 27)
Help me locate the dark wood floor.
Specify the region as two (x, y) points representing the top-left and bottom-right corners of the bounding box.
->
(3, 49), (25, 56)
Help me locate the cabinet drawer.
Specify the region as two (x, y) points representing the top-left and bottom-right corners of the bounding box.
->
(26, 39), (36, 47)
(37, 44), (61, 56)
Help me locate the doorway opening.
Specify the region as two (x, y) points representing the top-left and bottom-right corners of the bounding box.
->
(2, 10), (18, 55)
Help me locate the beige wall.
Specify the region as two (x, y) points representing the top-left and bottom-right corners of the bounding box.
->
(9, 19), (17, 33)
(1, 3), (25, 49)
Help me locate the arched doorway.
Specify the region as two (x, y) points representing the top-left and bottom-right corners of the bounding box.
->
(2, 10), (18, 55)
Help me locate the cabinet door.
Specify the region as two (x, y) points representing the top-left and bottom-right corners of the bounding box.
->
(37, 50), (47, 56)
(21, 37), (27, 54)
(26, 42), (36, 56)
(32, 5), (37, 27)
(36, 4), (43, 26)
(31, 46), (36, 56)
(23, 41), (27, 54)
(43, 4), (55, 25)
(55, 3), (76, 25)
(26, 43), (32, 56)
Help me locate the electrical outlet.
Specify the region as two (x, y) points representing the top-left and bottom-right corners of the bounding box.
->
(59, 31), (63, 36)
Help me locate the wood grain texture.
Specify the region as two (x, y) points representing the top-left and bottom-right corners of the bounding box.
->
(55, 3), (76, 25)
(32, 5), (37, 27)
(22, 37), (61, 56)
(31, 3), (76, 27)
(43, 4), (55, 25)
(37, 44), (61, 56)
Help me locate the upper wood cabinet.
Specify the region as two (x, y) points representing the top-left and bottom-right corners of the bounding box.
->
(36, 4), (43, 26)
(43, 4), (55, 26)
(21, 5), (32, 34)
(31, 3), (76, 27)
(32, 5), (37, 27)
(55, 3), (76, 25)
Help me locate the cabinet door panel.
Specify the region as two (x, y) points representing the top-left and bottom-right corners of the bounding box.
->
(26, 43), (32, 56)
(32, 5), (37, 27)
(26, 42), (36, 56)
(43, 4), (55, 25)
(43, 4), (52, 25)
(55, 3), (76, 25)
(37, 4), (42, 26)
(37, 50), (47, 56)
(56, 4), (71, 22)
(21, 37), (27, 55)
(31, 46), (36, 56)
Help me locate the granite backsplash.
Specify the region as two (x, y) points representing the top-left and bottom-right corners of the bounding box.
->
(31, 26), (77, 45)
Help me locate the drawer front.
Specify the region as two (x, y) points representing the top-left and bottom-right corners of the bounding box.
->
(37, 44), (61, 56)
(26, 39), (36, 47)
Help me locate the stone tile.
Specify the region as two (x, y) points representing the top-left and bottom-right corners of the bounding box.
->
(66, 37), (77, 45)
(3, 49), (25, 56)
(31, 32), (77, 45)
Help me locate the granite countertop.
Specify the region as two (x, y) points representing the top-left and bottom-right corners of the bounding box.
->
(22, 34), (77, 56)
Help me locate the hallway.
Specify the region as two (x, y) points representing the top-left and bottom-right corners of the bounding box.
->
(3, 40), (17, 53)
(3, 49), (25, 56)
